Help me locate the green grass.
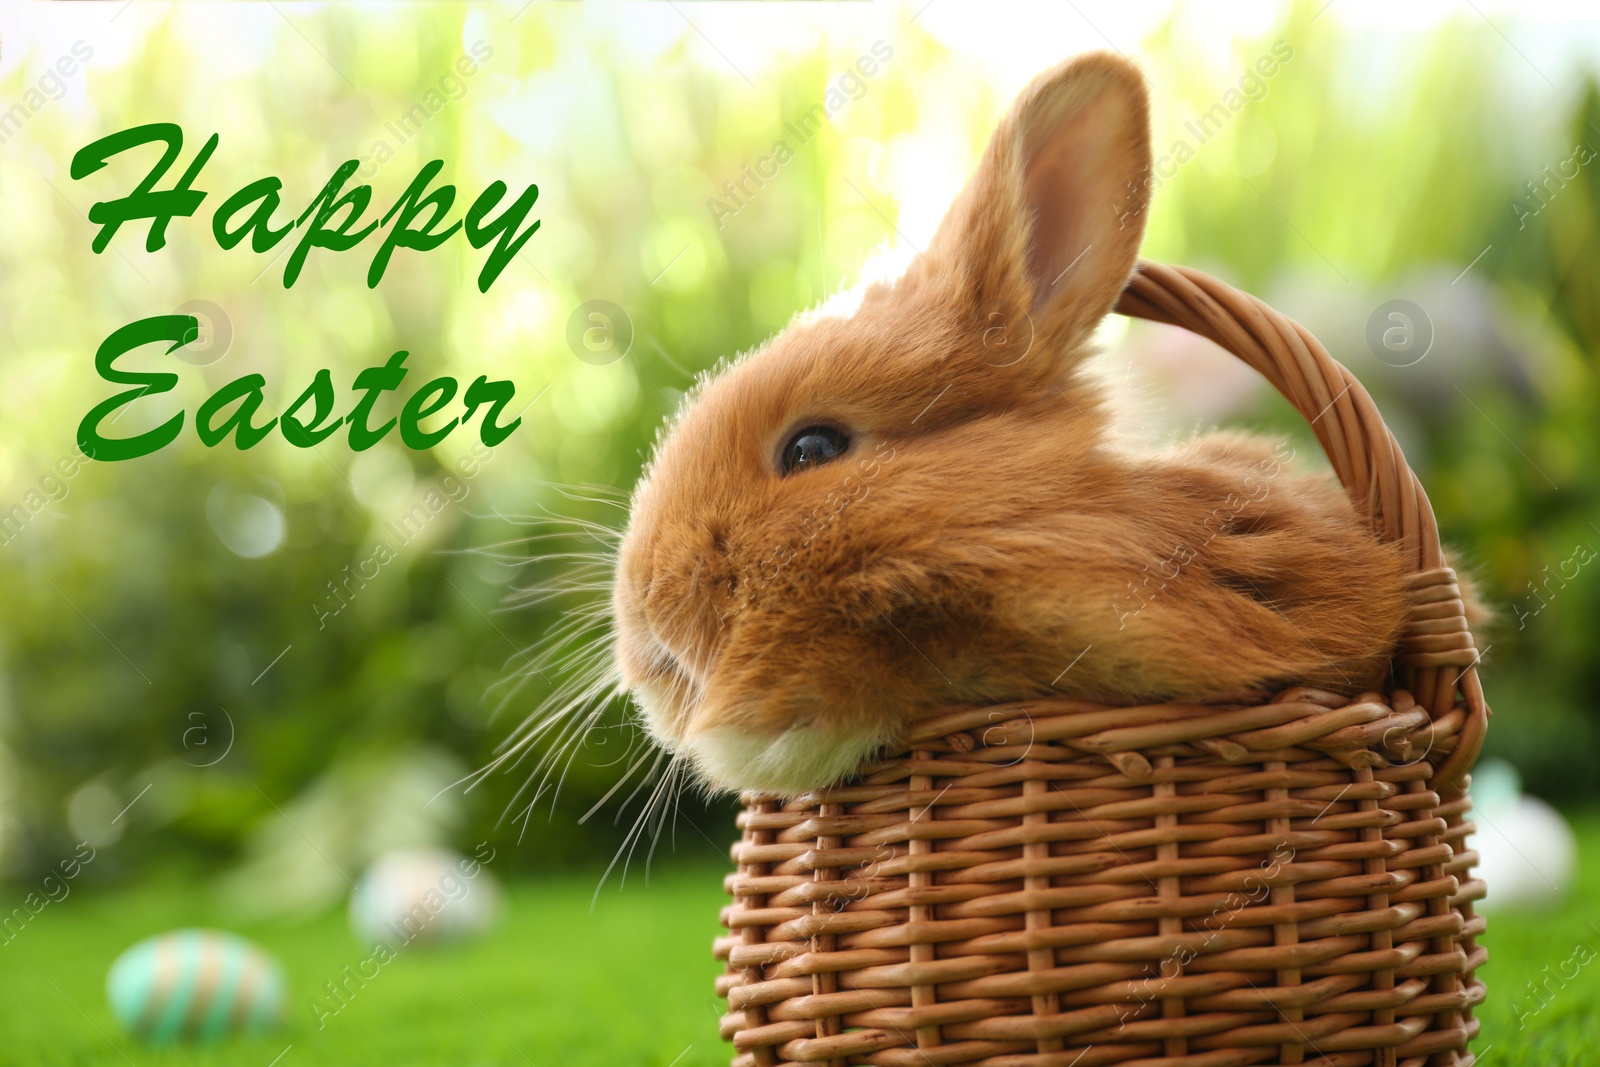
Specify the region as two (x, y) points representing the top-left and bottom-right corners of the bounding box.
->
(0, 861), (731, 1067)
(3, 817), (1598, 1066)
(1467, 810), (1600, 1065)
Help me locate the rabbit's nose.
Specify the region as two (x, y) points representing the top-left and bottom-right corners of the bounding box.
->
(638, 533), (739, 664)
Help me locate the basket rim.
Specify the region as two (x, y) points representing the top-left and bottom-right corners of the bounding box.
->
(739, 685), (1472, 807)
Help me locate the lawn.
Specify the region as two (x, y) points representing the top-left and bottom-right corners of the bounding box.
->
(0, 860), (732, 1067)
(3, 815), (1598, 1066)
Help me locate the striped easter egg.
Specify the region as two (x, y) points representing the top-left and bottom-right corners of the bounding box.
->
(106, 929), (286, 1043)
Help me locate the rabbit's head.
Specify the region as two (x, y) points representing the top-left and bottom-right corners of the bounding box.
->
(612, 53), (1406, 796)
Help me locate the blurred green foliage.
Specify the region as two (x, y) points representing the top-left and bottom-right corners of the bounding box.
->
(1, 2), (1598, 897)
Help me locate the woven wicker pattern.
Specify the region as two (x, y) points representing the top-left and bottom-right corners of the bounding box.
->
(714, 263), (1490, 1066)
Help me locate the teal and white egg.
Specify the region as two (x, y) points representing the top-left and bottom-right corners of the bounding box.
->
(349, 848), (500, 948)
(106, 929), (286, 1042)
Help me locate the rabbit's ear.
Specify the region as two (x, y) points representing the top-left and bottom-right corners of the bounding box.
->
(923, 52), (1151, 362)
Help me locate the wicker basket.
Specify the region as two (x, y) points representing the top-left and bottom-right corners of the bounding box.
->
(714, 261), (1491, 1067)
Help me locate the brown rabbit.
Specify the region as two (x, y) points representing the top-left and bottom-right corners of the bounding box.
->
(611, 52), (1410, 796)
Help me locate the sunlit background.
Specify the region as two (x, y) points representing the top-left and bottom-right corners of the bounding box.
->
(1, 1), (1599, 1063)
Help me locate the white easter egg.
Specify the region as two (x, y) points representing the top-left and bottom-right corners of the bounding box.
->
(349, 848), (500, 948)
(1468, 767), (1577, 911)
(106, 929), (286, 1043)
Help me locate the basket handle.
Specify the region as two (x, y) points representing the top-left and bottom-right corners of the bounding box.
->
(1113, 260), (1488, 791)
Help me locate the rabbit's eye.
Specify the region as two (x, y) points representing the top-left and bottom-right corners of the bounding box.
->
(780, 425), (849, 475)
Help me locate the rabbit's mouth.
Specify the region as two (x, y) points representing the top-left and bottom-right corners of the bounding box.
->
(629, 662), (888, 796)
(623, 647), (699, 750)
(622, 633), (893, 796)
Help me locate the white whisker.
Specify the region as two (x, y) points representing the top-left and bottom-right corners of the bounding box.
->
(590, 750), (671, 909)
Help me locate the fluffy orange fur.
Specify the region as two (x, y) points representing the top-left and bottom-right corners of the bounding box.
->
(612, 52), (1410, 795)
